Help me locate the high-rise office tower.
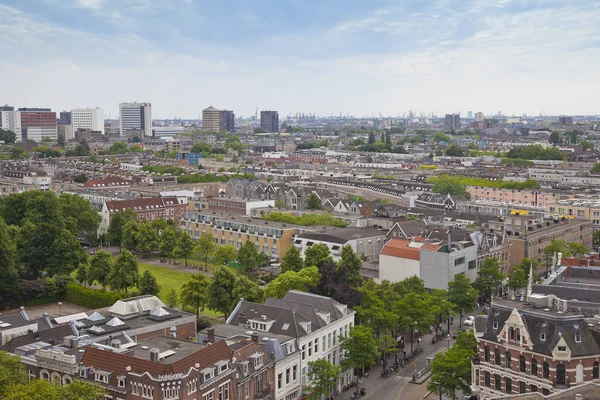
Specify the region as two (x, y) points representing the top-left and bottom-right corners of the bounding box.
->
(444, 114), (461, 131)
(119, 102), (152, 137)
(59, 111), (72, 124)
(18, 108), (57, 142)
(219, 110), (235, 132)
(474, 112), (485, 122)
(202, 106), (220, 132)
(71, 108), (104, 138)
(260, 110), (279, 133)
(0, 105), (22, 142)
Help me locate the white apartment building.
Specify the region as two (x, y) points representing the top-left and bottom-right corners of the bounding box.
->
(25, 126), (57, 142)
(119, 102), (152, 137)
(71, 108), (104, 137)
(0, 108), (22, 142)
(227, 291), (356, 400)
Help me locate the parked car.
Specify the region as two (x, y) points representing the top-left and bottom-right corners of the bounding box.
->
(463, 316), (475, 326)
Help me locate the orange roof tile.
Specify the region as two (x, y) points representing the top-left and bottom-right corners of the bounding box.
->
(380, 238), (441, 260)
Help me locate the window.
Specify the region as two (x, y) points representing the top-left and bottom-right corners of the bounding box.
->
(557, 346), (567, 352)
(505, 378), (512, 394)
(301, 345), (306, 361)
(531, 358), (538, 376)
(484, 346), (490, 362)
(468, 260), (476, 269)
(286, 368), (290, 384)
(245, 382), (250, 398)
(28, 370), (36, 381)
(493, 322), (499, 330)
(454, 257), (465, 266)
(519, 381), (526, 394)
(95, 373), (109, 384)
(314, 337), (319, 353)
(543, 362), (550, 379)
(218, 382), (229, 400)
(540, 333), (546, 341)
(519, 355), (526, 372)
(118, 377), (126, 388)
(530, 384), (538, 393)
(494, 374), (501, 391)
(575, 334), (581, 343)
(308, 341), (312, 357)
(495, 349), (501, 365)
(484, 371), (490, 387)
(594, 362), (599, 379)
(277, 373), (282, 390)
(203, 390), (215, 400)
(505, 352), (511, 368)
(163, 387), (180, 400)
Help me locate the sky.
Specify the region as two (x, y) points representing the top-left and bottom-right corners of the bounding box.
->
(1, 0), (599, 119)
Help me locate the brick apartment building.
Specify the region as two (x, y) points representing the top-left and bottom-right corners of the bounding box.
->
(472, 300), (600, 399)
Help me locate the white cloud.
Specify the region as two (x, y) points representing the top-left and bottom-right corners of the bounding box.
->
(75, 0), (105, 10)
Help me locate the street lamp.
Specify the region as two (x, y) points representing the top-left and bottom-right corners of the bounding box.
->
(58, 302), (63, 317)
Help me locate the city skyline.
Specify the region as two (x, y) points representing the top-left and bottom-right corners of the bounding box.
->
(1, 0), (599, 119)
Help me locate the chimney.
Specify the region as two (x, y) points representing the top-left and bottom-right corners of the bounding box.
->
(149, 348), (160, 362)
(251, 332), (259, 343)
(575, 394), (582, 400)
(207, 327), (215, 343)
(111, 339), (121, 349)
(170, 326), (177, 338)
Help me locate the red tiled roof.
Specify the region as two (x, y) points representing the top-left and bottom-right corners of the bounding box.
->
(380, 238), (440, 260)
(81, 338), (231, 385)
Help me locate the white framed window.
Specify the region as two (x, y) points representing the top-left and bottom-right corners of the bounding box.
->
(163, 387), (180, 400)
(29, 370), (36, 381)
(203, 389), (215, 400)
(540, 333), (546, 341)
(493, 322), (499, 330)
(117, 377), (126, 388)
(95, 373), (109, 384)
(218, 382), (230, 400)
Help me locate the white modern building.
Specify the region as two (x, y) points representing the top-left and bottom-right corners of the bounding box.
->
(0, 106), (22, 142)
(71, 108), (104, 137)
(119, 102), (152, 137)
(294, 227), (386, 262)
(227, 290), (356, 400)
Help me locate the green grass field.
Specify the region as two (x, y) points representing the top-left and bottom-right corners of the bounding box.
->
(136, 260), (220, 317)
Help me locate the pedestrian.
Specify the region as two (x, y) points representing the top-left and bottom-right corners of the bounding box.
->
(451, 316), (454, 324)
(417, 337), (421, 345)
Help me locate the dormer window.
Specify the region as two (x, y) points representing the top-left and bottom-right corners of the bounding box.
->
(575, 334), (581, 343)
(249, 354), (263, 369)
(201, 368), (215, 382)
(117, 376), (126, 388)
(540, 333), (546, 341)
(215, 360), (228, 374)
(558, 346), (567, 352)
(493, 322), (499, 330)
(240, 362), (249, 375)
(300, 322), (311, 333)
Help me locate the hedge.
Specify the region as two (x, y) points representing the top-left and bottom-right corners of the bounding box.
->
(65, 283), (124, 309)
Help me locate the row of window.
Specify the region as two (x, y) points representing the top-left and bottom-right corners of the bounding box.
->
(277, 365), (299, 390)
(482, 371), (549, 395)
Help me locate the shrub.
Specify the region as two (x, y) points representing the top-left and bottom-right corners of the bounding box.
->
(65, 283), (124, 309)
(196, 315), (222, 331)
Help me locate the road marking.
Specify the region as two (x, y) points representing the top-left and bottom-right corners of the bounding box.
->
(392, 376), (413, 383)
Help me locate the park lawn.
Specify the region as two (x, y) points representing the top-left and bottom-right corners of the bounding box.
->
(136, 261), (220, 318)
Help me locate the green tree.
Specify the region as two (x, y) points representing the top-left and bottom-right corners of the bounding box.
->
(0, 129), (17, 144)
(263, 266), (320, 299)
(9, 146), (27, 160)
(548, 131), (560, 144)
(474, 257), (505, 303)
(304, 243), (333, 269)
(88, 249), (113, 288)
(3, 379), (61, 400)
(176, 232), (195, 268)
(206, 267), (237, 317)
(75, 262), (89, 285)
(368, 132), (375, 144)
(73, 173), (88, 183)
(253, 127), (266, 134)
(180, 273), (210, 317)
(107, 141), (129, 154)
(377, 334), (397, 360)
(566, 242), (587, 257)
(59, 193), (101, 237)
(427, 330), (477, 400)
(431, 176), (470, 198)
(391, 275), (427, 297)
(232, 275), (263, 305)
(0, 218), (20, 310)
(281, 245), (304, 272)
(166, 288), (179, 308)
(194, 233), (217, 269)
(0, 351), (27, 396)
(136, 221), (159, 257)
(307, 359), (341, 400)
(213, 245), (238, 266)
(159, 225), (178, 262)
(307, 193), (323, 210)
(338, 245), (363, 287)
(354, 280), (394, 336)
(590, 163), (600, 174)
(594, 229), (600, 249)
(61, 380), (107, 400)
(71, 141), (91, 156)
(47, 229), (88, 276)
(444, 145), (465, 157)
(139, 270), (161, 296)
(508, 258), (538, 292)
(275, 199), (286, 209)
(340, 325), (378, 385)
(107, 249), (139, 293)
(237, 239), (264, 276)
(121, 219), (141, 251)
(106, 209), (136, 247)
(448, 274), (478, 326)
(396, 292), (439, 354)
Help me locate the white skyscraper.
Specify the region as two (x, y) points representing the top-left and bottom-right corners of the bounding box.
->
(119, 102), (152, 137)
(0, 106), (22, 142)
(71, 108), (104, 138)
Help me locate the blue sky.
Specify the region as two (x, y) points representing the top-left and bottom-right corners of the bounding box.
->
(1, 0), (599, 119)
